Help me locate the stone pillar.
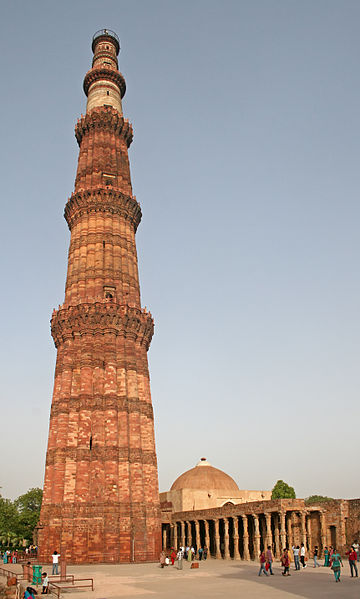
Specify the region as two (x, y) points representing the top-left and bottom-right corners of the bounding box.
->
(253, 514), (260, 558)
(280, 512), (286, 551)
(180, 521), (185, 548)
(195, 520), (201, 553)
(204, 520), (211, 559)
(242, 515), (250, 561)
(300, 511), (307, 547)
(306, 514), (312, 555)
(170, 524), (174, 548)
(286, 512), (293, 548)
(233, 517), (240, 560)
(187, 521), (192, 547)
(291, 512), (298, 546)
(224, 518), (230, 559)
(162, 526), (167, 550)
(276, 514), (281, 557)
(265, 513), (272, 550)
(214, 519), (221, 559)
(320, 512), (327, 556)
(273, 513), (279, 557)
(339, 504), (347, 552)
(173, 522), (178, 550)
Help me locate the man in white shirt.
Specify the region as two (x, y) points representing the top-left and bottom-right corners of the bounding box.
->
(52, 551), (60, 575)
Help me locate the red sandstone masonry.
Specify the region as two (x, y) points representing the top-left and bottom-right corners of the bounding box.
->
(38, 30), (161, 564)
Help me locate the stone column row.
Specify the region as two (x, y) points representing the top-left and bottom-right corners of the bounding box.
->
(170, 508), (325, 560)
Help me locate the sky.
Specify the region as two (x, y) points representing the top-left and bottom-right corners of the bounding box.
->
(0, 0), (359, 501)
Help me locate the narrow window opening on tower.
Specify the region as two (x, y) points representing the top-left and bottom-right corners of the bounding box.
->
(89, 435), (93, 451)
(103, 240), (105, 248)
(107, 91), (110, 96)
(104, 285), (116, 301)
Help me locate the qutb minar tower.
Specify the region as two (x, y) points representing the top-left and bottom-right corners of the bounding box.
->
(38, 30), (161, 563)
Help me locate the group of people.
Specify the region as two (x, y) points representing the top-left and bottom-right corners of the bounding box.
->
(160, 545), (209, 569)
(1, 545), (38, 565)
(1, 549), (18, 564)
(258, 540), (360, 583)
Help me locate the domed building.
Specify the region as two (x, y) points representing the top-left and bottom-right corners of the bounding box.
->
(160, 458), (271, 513)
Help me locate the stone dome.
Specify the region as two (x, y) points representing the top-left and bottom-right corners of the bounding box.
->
(170, 458), (239, 492)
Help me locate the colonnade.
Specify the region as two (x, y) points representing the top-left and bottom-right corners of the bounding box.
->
(162, 509), (339, 560)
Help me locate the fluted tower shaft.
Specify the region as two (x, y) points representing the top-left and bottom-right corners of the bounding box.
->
(38, 30), (161, 564)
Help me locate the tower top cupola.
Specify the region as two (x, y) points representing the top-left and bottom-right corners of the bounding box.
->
(84, 29), (125, 114)
(92, 29), (120, 55)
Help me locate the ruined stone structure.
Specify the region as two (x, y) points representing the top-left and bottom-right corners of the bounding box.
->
(160, 458), (270, 513)
(161, 462), (360, 558)
(38, 30), (161, 563)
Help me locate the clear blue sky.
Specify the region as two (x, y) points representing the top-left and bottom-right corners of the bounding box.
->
(1, 0), (359, 500)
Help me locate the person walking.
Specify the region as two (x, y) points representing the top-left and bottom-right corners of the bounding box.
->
(300, 543), (307, 568)
(330, 548), (343, 582)
(281, 548), (291, 576)
(265, 545), (274, 575)
(159, 551), (166, 568)
(170, 548), (176, 566)
(353, 540), (359, 562)
(292, 545), (300, 570)
(203, 546), (208, 560)
(177, 549), (183, 570)
(313, 546), (321, 568)
(258, 551), (269, 576)
(346, 547), (358, 577)
(198, 546), (203, 561)
(323, 546), (330, 567)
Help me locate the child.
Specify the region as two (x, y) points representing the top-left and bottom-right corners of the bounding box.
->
(24, 588), (37, 598)
(42, 572), (49, 594)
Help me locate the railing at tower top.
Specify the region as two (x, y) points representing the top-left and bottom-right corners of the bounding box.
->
(92, 29), (120, 53)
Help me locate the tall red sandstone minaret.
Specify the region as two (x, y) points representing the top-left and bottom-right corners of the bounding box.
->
(38, 30), (161, 563)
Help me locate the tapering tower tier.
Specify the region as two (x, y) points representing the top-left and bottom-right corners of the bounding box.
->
(38, 30), (161, 564)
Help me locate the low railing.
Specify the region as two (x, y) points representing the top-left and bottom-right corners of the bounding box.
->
(92, 29), (120, 53)
(93, 29), (119, 44)
(0, 565), (25, 583)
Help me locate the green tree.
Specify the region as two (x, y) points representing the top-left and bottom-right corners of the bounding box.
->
(305, 495), (333, 505)
(0, 495), (19, 545)
(14, 488), (43, 542)
(271, 479), (296, 499)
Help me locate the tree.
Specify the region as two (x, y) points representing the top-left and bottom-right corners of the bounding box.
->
(271, 480), (296, 499)
(14, 488), (43, 542)
(305, 495), (333, 505)
(0, 495), (19, 543)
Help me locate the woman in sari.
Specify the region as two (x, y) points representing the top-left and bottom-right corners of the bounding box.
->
(330, 548), (343, 582)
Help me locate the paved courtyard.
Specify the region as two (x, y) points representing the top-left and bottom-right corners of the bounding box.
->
(6, 559), (360, 598)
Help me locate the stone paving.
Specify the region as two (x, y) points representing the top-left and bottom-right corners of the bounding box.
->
(7, 559), (360, 598)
